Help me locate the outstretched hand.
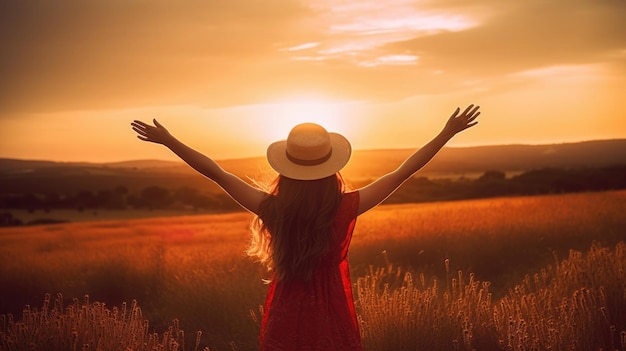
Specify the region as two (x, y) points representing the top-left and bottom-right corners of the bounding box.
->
(444, 104), (480, 136)
(131, 119), (174, 145)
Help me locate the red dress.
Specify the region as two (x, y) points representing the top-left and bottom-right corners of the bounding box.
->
(260, 191), (363, 351)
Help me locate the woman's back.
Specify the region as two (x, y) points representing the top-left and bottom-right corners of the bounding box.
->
(260, 191), (362, 351)
(250, 174), (345, 283)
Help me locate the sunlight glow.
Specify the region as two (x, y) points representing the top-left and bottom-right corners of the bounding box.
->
(254, 97), (355, 143)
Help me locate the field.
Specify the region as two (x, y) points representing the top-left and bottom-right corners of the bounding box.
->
(1, 191), (626, 350)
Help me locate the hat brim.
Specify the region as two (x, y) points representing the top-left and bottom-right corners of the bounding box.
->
(266, 132), (352, 180)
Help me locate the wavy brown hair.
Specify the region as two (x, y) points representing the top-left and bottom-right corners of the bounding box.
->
(248, 173), (346, 282)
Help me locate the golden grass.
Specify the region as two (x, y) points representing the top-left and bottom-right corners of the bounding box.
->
(3, 243), (624, 350)
(352, 190), (626, 296)
(0, 212), (261, 350)
(1, 191), (625, 349)
(356, 242), (626, 350)
(1, 293), (208, 351)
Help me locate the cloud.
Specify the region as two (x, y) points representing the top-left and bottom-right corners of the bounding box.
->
(0, 0), (624, 114)
(387, 0), (626, 77)
(0, 0), (310, 113)
(279, 0), (477, 66)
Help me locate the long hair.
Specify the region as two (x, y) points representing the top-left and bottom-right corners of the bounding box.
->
(248, 173), (345, 282)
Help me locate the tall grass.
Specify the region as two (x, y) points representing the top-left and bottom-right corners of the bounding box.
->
(356, 242), (626, 351)
(0, 293), (208, 351)
(494, 242), (626, 350)
(1, 191), (625, 349)
(0, 212), (265, 350)
(3, 242), (625, 350)
(352, 190), (626, 298)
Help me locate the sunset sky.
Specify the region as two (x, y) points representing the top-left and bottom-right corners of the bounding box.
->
(1, 0), (625, 163)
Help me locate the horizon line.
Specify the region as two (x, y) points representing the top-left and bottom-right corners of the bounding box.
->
(1, 137), (625, 165)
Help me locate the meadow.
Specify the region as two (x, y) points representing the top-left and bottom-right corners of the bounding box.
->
(1, 190), (625, 350)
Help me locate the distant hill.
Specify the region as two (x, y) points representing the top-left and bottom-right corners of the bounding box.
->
(0, 158), (181, 174)
(345, 139), (626, 180)
(1, 139), (625, 195)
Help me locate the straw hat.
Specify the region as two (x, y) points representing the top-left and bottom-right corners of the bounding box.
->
(267, 123), (351, 180)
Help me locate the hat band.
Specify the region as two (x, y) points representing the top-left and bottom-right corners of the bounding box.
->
(286, 149), (333, 166)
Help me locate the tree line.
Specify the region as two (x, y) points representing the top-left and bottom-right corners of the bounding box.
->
(383, 164), (626, 204)
(0, 185), (240, 216)
(1, 165), (625, 226)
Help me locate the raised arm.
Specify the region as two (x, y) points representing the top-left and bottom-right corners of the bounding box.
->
(357, 104), (480, 215)
(130, 119), (267, 214)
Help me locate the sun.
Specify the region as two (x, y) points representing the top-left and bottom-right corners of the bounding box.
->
(257, 97), (352, 143)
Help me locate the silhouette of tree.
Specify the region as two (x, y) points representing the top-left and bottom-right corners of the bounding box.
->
(0, 212), (22, 226)
(42, 192), (60, 212)
(478, 170), (506, 182)
(21, 193), (41, 213)
(115, 185), (129, 196)
(126, 194), (145, 209)
(75, 190), (96, 212)
(174, 186), (197, 205)
(95, 190), (125, 209)
(140, 186), (172, 210)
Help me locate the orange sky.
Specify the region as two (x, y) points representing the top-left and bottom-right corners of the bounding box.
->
(1, 0), (625, 162)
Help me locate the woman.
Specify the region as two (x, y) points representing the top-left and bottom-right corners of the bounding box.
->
(130, 104), (480, 350)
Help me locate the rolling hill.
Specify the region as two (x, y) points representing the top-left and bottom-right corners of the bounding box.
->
(1, 139), (625, 195)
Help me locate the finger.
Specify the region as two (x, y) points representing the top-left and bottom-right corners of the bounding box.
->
(462, 104), (475, 116)
(469, 105), (480, 116)
(450, 107), (460, 119)
(132, 120), (151, 128)
(467, 112), (481, 123)
(132, 126), (148, 136)
(130, 124), (147, 133)
(153, 118), (163, 128)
